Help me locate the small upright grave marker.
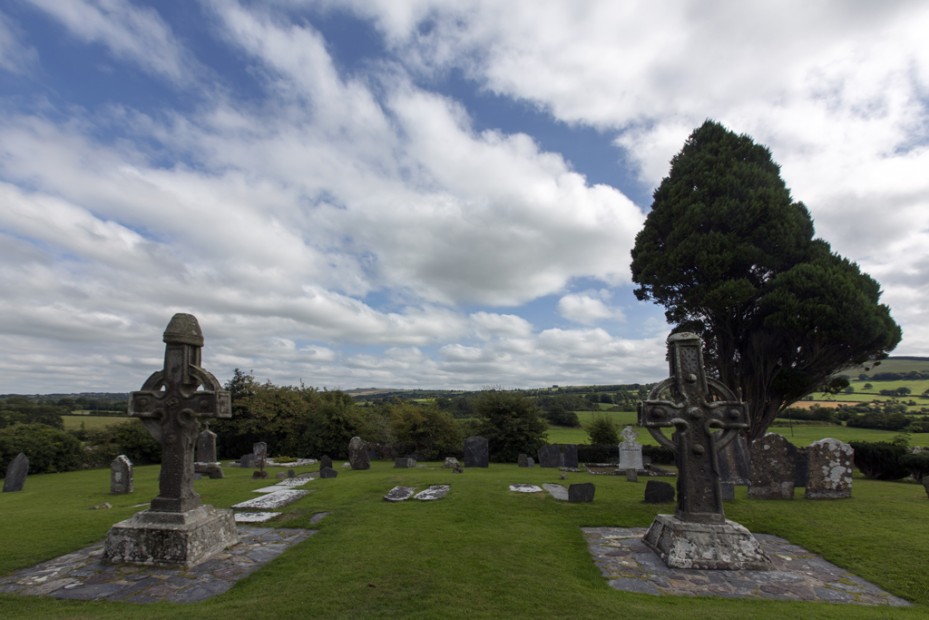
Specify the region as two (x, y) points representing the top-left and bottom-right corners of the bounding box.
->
(348, 436), (370, 470)
(2, 453), (29, 493)
(618, 426), (644, 473)
(749, 433), (798, 500)
(110, 454), (133, 495)
(805, 438), (854, 499)
(196, 426), (218, 463)
(463, 436), (489, 468)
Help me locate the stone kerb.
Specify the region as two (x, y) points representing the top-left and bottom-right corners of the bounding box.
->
(748, 433), (797, 500)
(805, 438), (854, 499)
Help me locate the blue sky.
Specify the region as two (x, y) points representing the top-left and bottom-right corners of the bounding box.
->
(1, 0), (927, 393)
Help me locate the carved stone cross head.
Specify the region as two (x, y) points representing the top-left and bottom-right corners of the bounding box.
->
(129, 313), (231, 513)
(638, 332), (749, 522)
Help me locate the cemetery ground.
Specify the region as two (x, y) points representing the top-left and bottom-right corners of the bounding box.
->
(1, 460), (928, 619)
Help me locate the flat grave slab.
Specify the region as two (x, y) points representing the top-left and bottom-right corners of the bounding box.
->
(583, 527), (909, 606)
(232, 489), (309, 510)
(543, 483), (568, 501)
(251, 474), (315, 493)
(233, 512), (281, 523)
(509, 484), (543, 493)
(0, 527), (315, 604)
(414, 485), (450, 501)
(384, 486), (417, 502)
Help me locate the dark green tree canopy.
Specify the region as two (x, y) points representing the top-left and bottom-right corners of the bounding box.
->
(631, 120), (901, 439)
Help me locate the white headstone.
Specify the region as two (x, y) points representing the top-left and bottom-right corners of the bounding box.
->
(618, 426), (644, 472)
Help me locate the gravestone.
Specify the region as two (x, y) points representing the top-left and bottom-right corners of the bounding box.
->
(618, 426), (644, 472)
(253, 442), (268, 471)
(384, 486), (416, 502)
(537, 444), (562, 468)
(518, 453), (529, 467)
(748, 433), (798, 499)
(196, 427), (218, 463)
(639, 332), (771, 570)
(320, 455), (333, 471)
(794, 447), (810, 488)
(562, 444), (579, 469)
(239, 453), (256, 468)
(194, 462), (224, 479)
(463, 436), (489, 468)
(716, 432), (752, 485)
(3, 452), (29, 493)
(625, 469), (638, 482)
(568, 482), (595, 503)
(319, 467), (338, 479)
(443, 457), (460, 469)
(415, 485), (450, 501)
(348, 436), (370, 470)
(104, 313), (237, 567)
(805, 438), (854, 499)
(644, 480), (675, 503)
(395, 457), (417, 468)
(110, 455), (133, 494)
(720, 482), (735, 501)
(526, 456), (535, 467)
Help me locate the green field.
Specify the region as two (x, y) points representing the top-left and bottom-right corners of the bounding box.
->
(61, 414), (135, 432)
(1, 460), (927, 619)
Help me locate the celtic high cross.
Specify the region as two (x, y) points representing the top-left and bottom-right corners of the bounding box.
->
(639, 332), (749, 523)
(129, 314), (231, 513)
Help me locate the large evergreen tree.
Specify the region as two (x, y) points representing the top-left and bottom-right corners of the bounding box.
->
(631, 120), (901, 440)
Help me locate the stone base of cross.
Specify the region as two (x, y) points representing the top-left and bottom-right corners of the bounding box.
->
(638, 332), (771, 570)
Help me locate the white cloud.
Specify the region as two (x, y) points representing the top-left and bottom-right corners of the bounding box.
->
(557, 290), (623, 325)
(0, 11), (38, 74)
(26, 0), (194, 84)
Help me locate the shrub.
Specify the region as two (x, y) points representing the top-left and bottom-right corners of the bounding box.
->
(81, 421), (161, 467)
(900, 452), (929, 482)
(586, 416), (619, 445)
(0, 423), (83, 474)
(849, 440), (910, 480)
(388, 402), (462, 461)
(474, 391), (547, 462)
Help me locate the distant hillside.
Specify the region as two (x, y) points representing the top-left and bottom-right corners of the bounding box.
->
(839, 356), (929, 379)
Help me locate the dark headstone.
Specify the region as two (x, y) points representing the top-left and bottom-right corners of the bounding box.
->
(517, 453), (529, 467)
(253, 441), (268, 471)
(320, 455), (333, 470)
(537, 444), (561, 468)
(794, 447), (809, 488)
(319, 466), (338, 479)
(716, 432), (752, 485)
(562, 444), (579, 469)
(644, 480), (675, 503)
(749, 433), (798, 500)
(720, 482), (735, 501)
(394, 457), (417, 468)
(568, 482), (595, 503)
(110, 454), (133, 494)
(526, 456), (535, 467)
(463, 436), (489, 468)
(348, 436), (371, 470)
(806, 438), (854, 499)
(239, 453), (256, 468)
(195, 427), (218, 463)
(3, 452), (29, 493)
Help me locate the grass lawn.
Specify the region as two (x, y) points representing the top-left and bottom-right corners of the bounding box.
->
(60, 415), (135, 432)
(1, 460), (927, 619)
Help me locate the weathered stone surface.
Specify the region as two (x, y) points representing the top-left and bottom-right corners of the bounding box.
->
(415, 485), (450, 501)
(537, 444), (562, 468)
(3, 452), (29, 493)
(233, 511), (280, 523)
(194, 462), (224, 479)
(517, 453), (529, 467)
(319, 466), (338, 479)
(716, 432), (752, 485)
(384, 486), (416, 502)
(625, 469), (638, 482)
(644, 480), (675, 503)
(720, 482), (735, 501)
(232, 489), (309, 510)
(348, 436), (370, 470)
(104, 505), (238, 568)
(805, 438), (854, 499)
(794, 447), (809, 488)
(543, 483), (568, 501)
(568, 482), (595, 503)
(643, 514), (772, 570)
(110, 455), (133, 494)
(196, 428), (218, 463)
(562, 444), (579, 469)
(394, 457), (417, 468)
(749, 433), (797, 500)
(443, 457), (460, 469)
(509, 484), (543, 493)
(239, 453), (256, 468)
(619, 426), (644, 472)
(319, 455), (333, 470)
(463, 436), (489, 468)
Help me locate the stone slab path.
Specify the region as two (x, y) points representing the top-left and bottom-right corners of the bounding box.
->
(0, 527), (314, 604)
(583, 527), (909, 607)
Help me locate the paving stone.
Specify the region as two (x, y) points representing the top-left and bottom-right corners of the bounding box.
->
(582, 527), (909, 607)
